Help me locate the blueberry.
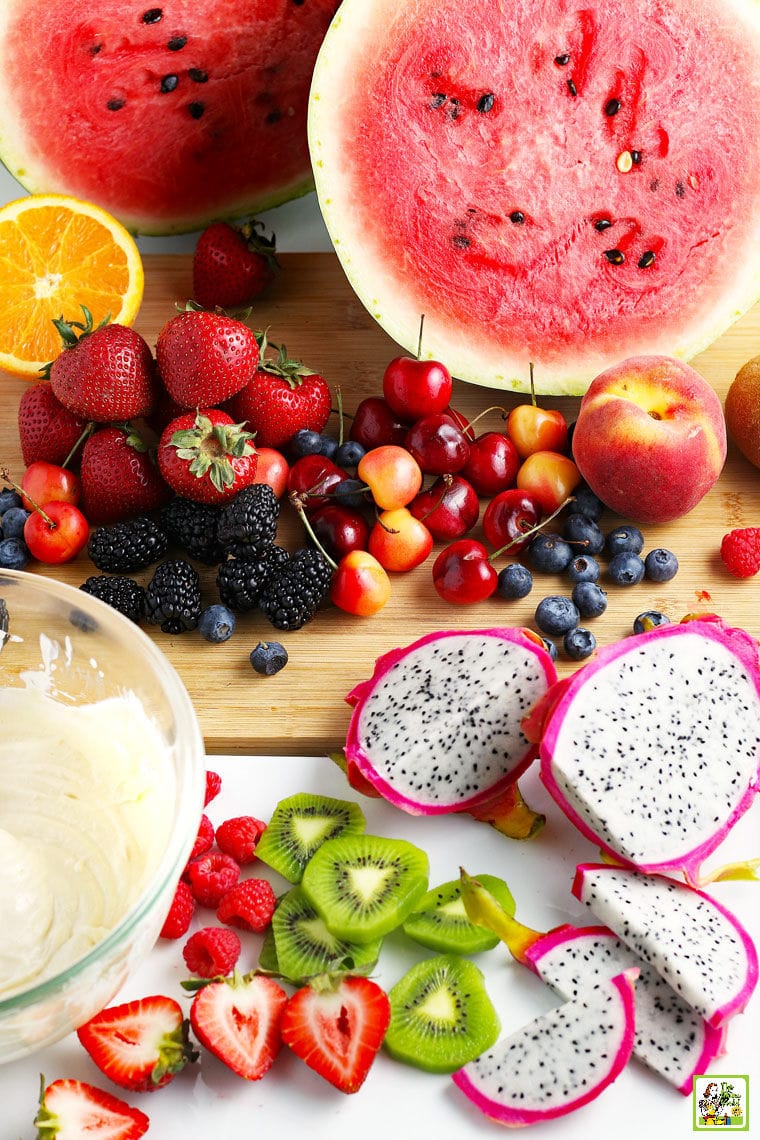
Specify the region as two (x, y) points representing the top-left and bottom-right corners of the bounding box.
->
(534, 595), (580, 636)
(566, 483), (605, 521)
(633, 610), (671, 634)
(1, 507), (30, 539)
(571, 580), (608, 618)
(541, 636), (558, 661)
(605, 525), (645, 556)
(0, 488), (22, 514)
(562, 513), (605, 555)
(566, 555), (600, 584)
(332, 477), (369, 510)
(291, 429), (324, 457)
(250, 640), (289, 676)
(644, 547), (679, 583)
(608, 550), (646, 585)
(0, 537), (30, 570)
(198, 603), (236, 643)
(528, 533), (574, 573)
(497, 563), (533, 599)
(563, 626), (597, 660)
(335, 439), (366, 468)
(315, 434), (339, 460)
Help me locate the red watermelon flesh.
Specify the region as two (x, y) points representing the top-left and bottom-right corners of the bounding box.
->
(0, 0), (341, 234)
(309, 0), (760, 394)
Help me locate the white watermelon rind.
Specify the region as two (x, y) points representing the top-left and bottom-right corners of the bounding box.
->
(308, 0), (760, 396)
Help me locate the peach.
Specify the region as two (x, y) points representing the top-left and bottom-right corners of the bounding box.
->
(571, 355), (726, 523)
(725, 355), (760, 469)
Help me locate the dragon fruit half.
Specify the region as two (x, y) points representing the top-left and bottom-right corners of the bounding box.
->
(452, 968), (638, 1126)
(343, 628), (556, 832)
(574, 863), (759, 1029)
(459, 870), (726, 1095)
(535, 619), (760, 883)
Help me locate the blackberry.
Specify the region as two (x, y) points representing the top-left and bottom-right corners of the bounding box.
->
(259, 548), (334, 631)
(217, 484), (280, 558)
(80, 575), (147, 624)
(216, 546), (290, 612)
(161, 497), (224, 564)
(145, 559), (202, 633)
(88, 516), (168, 573)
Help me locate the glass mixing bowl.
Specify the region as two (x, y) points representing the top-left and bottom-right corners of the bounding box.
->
(0, 569), (205, 1063)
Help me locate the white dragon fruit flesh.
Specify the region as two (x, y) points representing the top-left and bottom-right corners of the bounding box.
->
(452, 968), (637, 1126)
(574, 863), (759, 1029)
(538, 619), (760, 882)
(526, 923), (727, 1095)
(344, 628), (556, 816)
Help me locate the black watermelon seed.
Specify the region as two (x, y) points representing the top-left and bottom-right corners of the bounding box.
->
(266, 109), (282, 124)
(675, 180), (686, 198)
(604, 249), (625, 265)
(106, 97), (126, 111)
(431, 92), (447, 108)
(631, 150), (642, 165)
(142, 8), (162, 23)
(292, 0), (306, 6)
(594, 217), (613, 231)
(604, 98), (621, 116)
(509, 211), (525, 224)
(167, 35), (187, 51)
(160, 74), (178, 93)
(189, 68), (208, 83)
(188, 102), (205, 119)
(90, 43), (103, 55)
(638, 250), (656, 268)
(554, 53), (570, 66)
(567, 78), (577, 96)
(452, 234), (471, 249)
(477, 92), (495, 113)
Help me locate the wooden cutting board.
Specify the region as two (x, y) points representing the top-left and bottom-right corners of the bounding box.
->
(2, 252), (759, 755)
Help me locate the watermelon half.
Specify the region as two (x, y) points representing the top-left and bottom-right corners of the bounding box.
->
(0, 0), (340, 235)
(309, 0), (760, 394)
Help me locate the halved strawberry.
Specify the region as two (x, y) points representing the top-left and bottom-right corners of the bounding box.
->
(76, 995), (197, 1092)
(34, 1077), (149, 1138)
(280, 974), (391, 1094)
(189, 972), (288, 1080)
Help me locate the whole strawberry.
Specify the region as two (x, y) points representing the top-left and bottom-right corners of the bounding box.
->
(155, 303), (260, 409)
(47, 306), (156, 422)
(80, 425), (172, 525)
(192, 220), (278, 310)
(18, 381), (89, 467)
(226, 340), (331, 449)
(158, 409), (259, 505)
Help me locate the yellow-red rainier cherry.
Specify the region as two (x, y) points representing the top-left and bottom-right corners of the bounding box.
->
(357, 445), (423, 510)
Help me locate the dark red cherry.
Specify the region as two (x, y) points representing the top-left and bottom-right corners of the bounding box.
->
(461, 431), (521, 497)
(382, 356), (453, 420)
(432, 538), (498, 604)
(287, 454), (347, 513)
(349, 396), (410, 449)
(309, 502), (370, 560)
(482, 488), (543, 553)
(409, 474), (479, 541)
(404, 413), (471, 475)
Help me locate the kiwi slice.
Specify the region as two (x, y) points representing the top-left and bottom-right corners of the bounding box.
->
(271, 885), (383, 982)
(300, 832), (429, 943)
(257, 926), (280, 974)
(255, 792), (367, 883)
(402, 873), (516, 954)
(384, 953), (500, 1073)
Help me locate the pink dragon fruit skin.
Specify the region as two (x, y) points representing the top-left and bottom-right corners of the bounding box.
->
(538, 619), (760, 883)
(451, 967), (638, 1125)
(344, 627), (556, 817)
(524, 923), (727, 1095)
(573, 863), (759, 1029)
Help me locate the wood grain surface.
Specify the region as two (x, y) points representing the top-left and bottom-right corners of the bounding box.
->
(2, 253), (759, 755)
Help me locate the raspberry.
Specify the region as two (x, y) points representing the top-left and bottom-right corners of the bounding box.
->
(215, 815), (267, 864)
(160, 879), (195, 939)
(217, 878), (277, 932)
(204, 770), (222, 806)
(720, 528), (760, 579)
(183, 926), (241, 978)
(187, 851), (240, 907)
(185, 813), (215, 867)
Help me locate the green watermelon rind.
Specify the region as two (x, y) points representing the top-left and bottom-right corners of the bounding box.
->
(308, 0), (760, 396)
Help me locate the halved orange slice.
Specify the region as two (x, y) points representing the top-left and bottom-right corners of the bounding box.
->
(0, 193), (144, 378)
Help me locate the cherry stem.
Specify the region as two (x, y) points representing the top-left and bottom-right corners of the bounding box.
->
(466, 405), (509, 432)
(487, 496), (575, 563)
(0, 465), (55, 528)
(289, 495), (338, 571)
(335, 386), (345, 447)
(529, 361), (537, 407)
(416, 473), (453, 523)
(63, 421), (95, 469)
(416, 314), (425, 360)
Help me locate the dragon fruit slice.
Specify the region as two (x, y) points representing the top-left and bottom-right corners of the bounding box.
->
(458, 870), (726, 1095)
(574, 863), (759, 1029)
(344, 628), (556, 822)
(537, 619), (760, 882)
(452, 968), (638, 1126)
